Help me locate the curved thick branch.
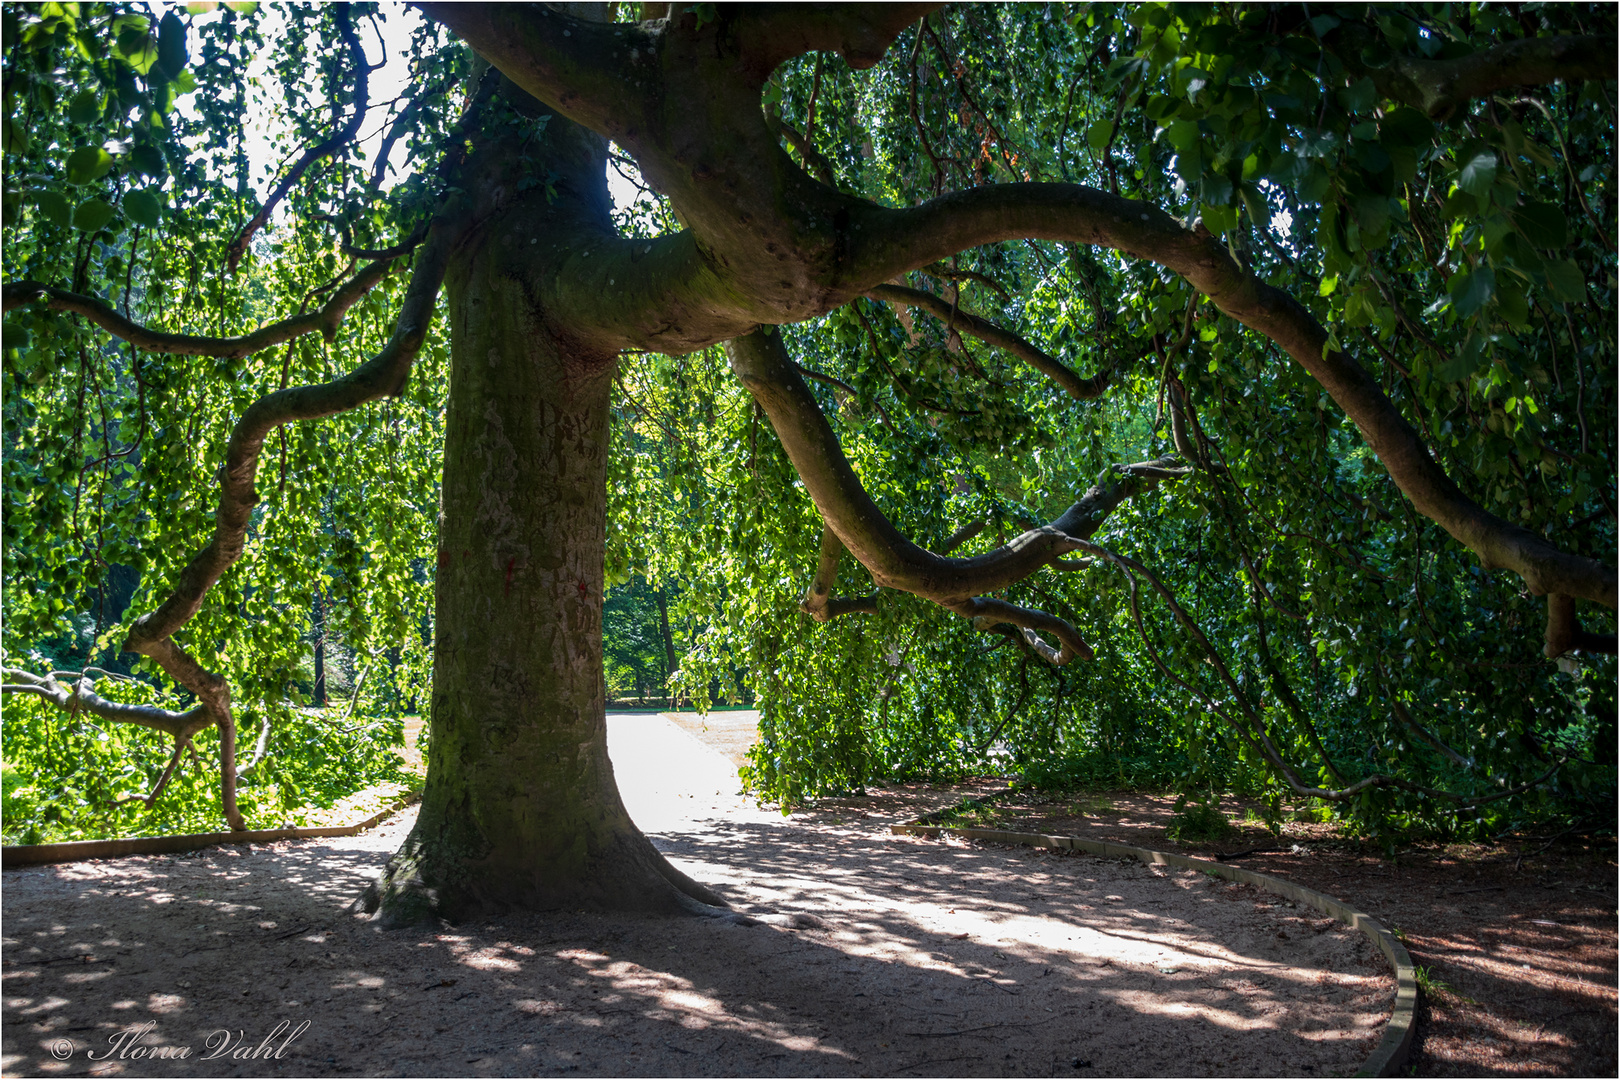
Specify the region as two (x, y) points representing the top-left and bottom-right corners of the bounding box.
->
(732, 328), (1187, 664)
(1544, 593), (1619, 658)
(948, 598), (1093, 664)
(81, 211), (456, 830)
(125, 215), (455, 649)
(0, 668), (211, 741)
(419, 2), (935, 121)
(1344, 32), (1617, 119)
(437, 6), (1612, 616)
(867, 283), (1110, 400)
(4, 258), (395, 359)
(800, 526), (879, 621)
(729, 328), (1186, 602)
(226, 5), (369, 271)
(849, 185), (1615, 610)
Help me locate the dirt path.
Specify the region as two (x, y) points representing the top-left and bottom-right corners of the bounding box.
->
(3, 716), (1394, 1077)
(917, 789), (1619, 1077)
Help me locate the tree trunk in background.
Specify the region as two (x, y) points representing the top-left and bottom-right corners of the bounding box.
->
(369, 86), (723, 925)
(311, 590), (326, 707)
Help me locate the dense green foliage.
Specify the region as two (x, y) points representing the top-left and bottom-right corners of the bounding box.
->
(2, 3), (1613, 845)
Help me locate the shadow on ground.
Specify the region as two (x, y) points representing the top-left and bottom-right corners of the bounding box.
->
(2, 716), (1392, 1077)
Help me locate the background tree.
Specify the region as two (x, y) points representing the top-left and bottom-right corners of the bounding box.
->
(2, 3), (1613, 922)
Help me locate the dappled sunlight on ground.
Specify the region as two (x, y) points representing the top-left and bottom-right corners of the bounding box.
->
(1, 715), (1392, 1077)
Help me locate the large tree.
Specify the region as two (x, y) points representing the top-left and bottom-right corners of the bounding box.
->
(3, 3), (1614, 922)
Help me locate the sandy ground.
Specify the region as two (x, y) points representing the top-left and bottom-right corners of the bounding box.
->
(960, 789), (1618, 1077)
(2, 715), (1393, 1077)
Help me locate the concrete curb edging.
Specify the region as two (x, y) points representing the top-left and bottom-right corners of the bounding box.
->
(891, 823), (1417, 1079)
(1, 791), (422, 868)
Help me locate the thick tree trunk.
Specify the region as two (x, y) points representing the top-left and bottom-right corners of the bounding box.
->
(368, 89), (724, 926)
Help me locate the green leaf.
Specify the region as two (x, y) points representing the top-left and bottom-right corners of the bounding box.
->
(157, 11), (187, 80)
(73, 197), (115, 234)
(1337, 77), (1376, 115)
(123, 187), (162, 227)
(184, 1), (218, 12)
(115, 24), (158, 74)
(1434, 333), (1482, 383)
(1085, 119), (1114, 152)
(1200, 201), (1237, 235)
(65, 146), (114, 185)
(67, 89), (101, 125)
(1162, 119), (1200, 155)
(35, 189), (73, 227)
(1512, 201), (1567, 249)
(1378, 107), (1433, 149)
(1238, 183), (1270, 229)
(1449, 265), (1495, 317)
(131, 143), (165, 177)
(1457, 147), (1497, 196)
(1355, 194), (1390, 236)
(1495, 282), (1528, 328)
(223, 2), (259, 14)
(1544, 259), (1586, 302)
(1, 115), (29, 156)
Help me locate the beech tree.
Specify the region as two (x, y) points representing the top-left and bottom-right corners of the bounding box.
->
(2, 2), (1614, 923)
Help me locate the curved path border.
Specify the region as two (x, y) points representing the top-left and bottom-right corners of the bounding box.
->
(892, 823), (1417, 1079)
(0, 792), (420, 868)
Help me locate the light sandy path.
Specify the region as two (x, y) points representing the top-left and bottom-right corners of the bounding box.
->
(0, 714), (1394, 1077)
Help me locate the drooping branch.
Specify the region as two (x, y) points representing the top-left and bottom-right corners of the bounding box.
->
(1078, 537), (1569, 807)
(729, 328), (1189, 602)
(9, 212), (459, 830)
(0, 668), (210, 741)
(1544, 593), (1619, 658)
(226, 4), (370, 271)
(437, 3), (1614, 624)
(125, 214), (457, 649)
(866, 283), (1111, 400)
(340, 221), (430, 262)
(3, 257), (397, 359)
(732, 328), (1189, 664)
(847, 185), (1616, 612)
(946, 597), (1093, 664)
(800, 526), (880, 622)
(1340, 30), (1618, 119)
(109, 737), (193, 811)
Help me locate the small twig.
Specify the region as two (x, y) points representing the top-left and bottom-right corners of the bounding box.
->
(904, 1021), (1037, 1037)
(1213, 846), (1285, 862)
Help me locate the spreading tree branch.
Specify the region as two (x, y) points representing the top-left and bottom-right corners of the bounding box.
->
(226, 5), (370, 271)
(1544, 593), (1619, 658)
(8, 212), (459, 830)
(800, 526), (880, 621)
(848, 187), (1615, 613)
(731, 328), (1189, 664)
(867, 283), (1111, 400)
(4, 257), (398, 358)
(0, 668), (210, 741)
(126, 216), (456, 649)
(1340, 31), (1617, 119)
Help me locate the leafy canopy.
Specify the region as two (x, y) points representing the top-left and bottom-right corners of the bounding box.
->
(2, 2), (1614, 843)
